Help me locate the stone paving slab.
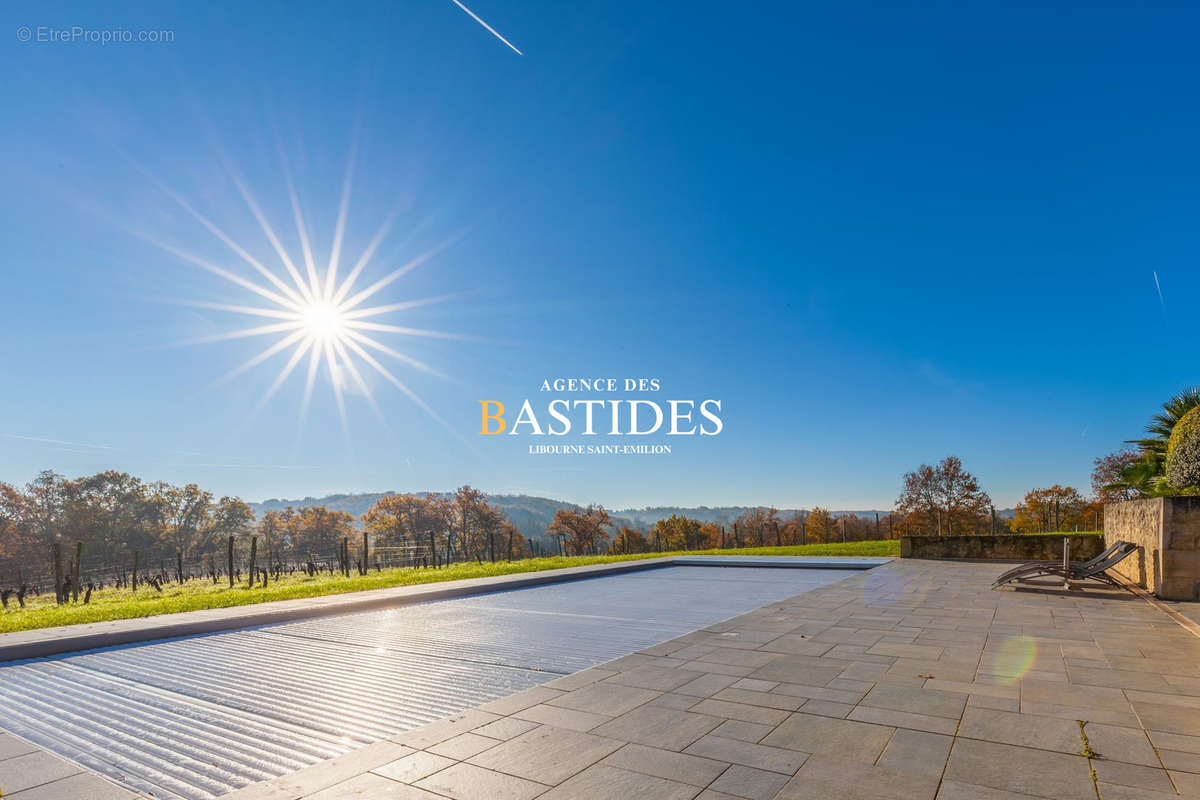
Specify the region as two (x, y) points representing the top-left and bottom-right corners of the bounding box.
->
(214, 558), (1200, 800)
(0, 733), (139, 799)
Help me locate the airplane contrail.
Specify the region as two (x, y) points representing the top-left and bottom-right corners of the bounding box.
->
(1153, 270), (1167, 322)
(3, 433), (114, 450)
(449, 0), (523, 55)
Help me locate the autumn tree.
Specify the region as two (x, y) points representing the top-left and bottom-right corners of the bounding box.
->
(547, 506), (612, 555)
(650, 515), (702, 551)
(209, 497), (254, 544)
(733, 508), (782, 548)
(152, 482), (213, 563)
(896, 456), (991, 535)
(610, 526), (649, 554)
(0, 470), (265, 586)
(293, 506), (355, 556)
(257, 510), (287, 567)
(21, 471), (71, 552)
(362, 494), (424, 548)
(697, 521), (723, 549)
(477, 503), (505, 562)
(452, 486), (487, 562)
(75, 472), (148, 565)
(1091, 449), (1143, 504)
(781, 512), (807, 545)
(1010, 485), (1090, 533)
(501, 519), (527, 560)
(805, 507), (833, 543)
(0, 482), (35, 581)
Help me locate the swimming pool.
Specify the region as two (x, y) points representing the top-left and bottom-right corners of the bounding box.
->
(0, 562), (872, 799)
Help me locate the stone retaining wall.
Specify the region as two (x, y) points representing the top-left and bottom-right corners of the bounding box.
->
(901, 533), (1104, 561)
(1105, 496), (1200, 601)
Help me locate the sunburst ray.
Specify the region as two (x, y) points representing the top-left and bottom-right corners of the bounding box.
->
(258, 336), (315, 411)
(181, 320), (305, 346)
(339, 335), (455, 434)
(330, 204), (402, 306)
(333, 337), (385, 421)
(137, 232), (304, 312)
(324, 132), (358, 302)
(230, 173), (316, 305)
(338, 233), (464, 311)
(277, 140), (324, 300)
(135, 162), (309, 308)
(342, 328), (447, 379)
(340, 293), (460, 320)
(323, 337), (352, 446)
(160, 298), (302, 321)
(344, 320), (480, 341)
(213, 329), (308, 386)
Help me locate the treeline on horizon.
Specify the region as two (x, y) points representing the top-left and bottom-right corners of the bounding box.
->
(2, 386), (1196, 594)
(0, 459), (1118, 593)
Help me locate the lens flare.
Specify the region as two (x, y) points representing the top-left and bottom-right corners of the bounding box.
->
(983, 636), (1037, 684)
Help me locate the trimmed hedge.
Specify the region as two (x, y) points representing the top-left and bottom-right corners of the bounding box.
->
(1166, 406), (1200, 490)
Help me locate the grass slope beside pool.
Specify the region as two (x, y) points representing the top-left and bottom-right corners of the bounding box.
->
(0, 540), (897, 633)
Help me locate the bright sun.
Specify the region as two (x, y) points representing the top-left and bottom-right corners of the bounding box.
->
(137, 145), (465, 440)
(302, 302), (346, 340)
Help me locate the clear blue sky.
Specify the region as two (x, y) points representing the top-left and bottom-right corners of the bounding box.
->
(0, 0), (1196, 510)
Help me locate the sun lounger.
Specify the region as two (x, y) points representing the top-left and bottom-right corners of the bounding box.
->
(992, 541), (1137, 588)
(992, 539), (1126, 586)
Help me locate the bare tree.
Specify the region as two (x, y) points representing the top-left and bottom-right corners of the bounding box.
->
(896, 456), (991, 535)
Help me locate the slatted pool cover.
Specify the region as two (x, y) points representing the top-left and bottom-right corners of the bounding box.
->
(0, 565), (859, 799)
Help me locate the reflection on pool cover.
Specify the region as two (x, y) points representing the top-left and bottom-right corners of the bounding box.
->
(0, 564), (864, 799)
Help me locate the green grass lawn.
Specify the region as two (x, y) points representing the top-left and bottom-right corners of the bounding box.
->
(0, 540), (898, 633)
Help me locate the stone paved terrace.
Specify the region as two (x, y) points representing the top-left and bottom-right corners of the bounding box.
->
(207, 558), (1200, 800)
(7, 558), (1200, 800)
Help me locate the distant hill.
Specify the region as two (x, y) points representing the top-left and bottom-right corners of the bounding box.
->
(249, 492), (611, 543)
(248, 492), (1013, 542)
(617, 506), (899, 528)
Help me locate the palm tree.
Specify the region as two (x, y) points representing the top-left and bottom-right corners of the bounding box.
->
(1107, 450), (1169, 498)
(1112, 387), (1200, 497)
(1131, 387), (1200, 456)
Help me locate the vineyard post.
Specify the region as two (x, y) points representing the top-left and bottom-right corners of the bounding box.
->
(132, 551), (139, 592)
(176, 551), (184, 585)
(361, 532), (369, 576)
(53, 542), (64, 604)
(227, 536), (235, 588)
(248, 535), (258, 588)
(72, 541), (83, 603)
